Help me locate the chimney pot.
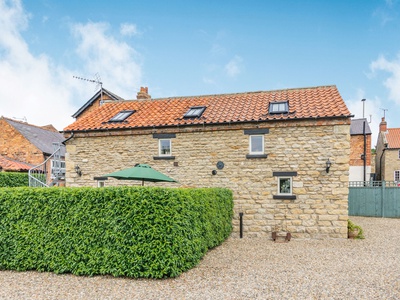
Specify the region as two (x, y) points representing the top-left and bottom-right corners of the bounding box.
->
(379, 117), (387, 132)
(137, 86), (151, 100)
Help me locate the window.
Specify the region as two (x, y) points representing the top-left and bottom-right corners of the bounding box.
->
(109, 110), (135, 122)
(159, 139), (171, 156)
(184, 106), (206, 118)
(398, 150), (400, 159)
(395, 170), (400, 182)
(249, 135), (264, 154)
(269, 101), (289, 114)
(97, 181), (105, 188)
(273, 171), (297, 200)
(278, 177), (292, 195)
(51, 160), (66, 178)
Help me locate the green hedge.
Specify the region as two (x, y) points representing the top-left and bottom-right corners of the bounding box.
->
(0, 186), (233, 278)
(0, 172), (29, 187)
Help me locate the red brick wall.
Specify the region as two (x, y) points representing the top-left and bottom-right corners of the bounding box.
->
(350, 134), (371, 166)
(76, 94), (116, 121)
(0, 118), (44, 165)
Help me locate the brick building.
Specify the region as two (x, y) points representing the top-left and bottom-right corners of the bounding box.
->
(63, 85), (352, 239)
(349, 118), (372, 181)
(0, 117), (65, 180)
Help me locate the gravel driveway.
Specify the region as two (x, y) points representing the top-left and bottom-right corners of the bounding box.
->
(0, 216), (399, 299)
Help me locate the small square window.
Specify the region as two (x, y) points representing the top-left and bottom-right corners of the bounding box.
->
(249, 135), (264, 154)
(278, 177), (292, 195)
(269, 102), (289, 114)
(159, 139), (171, 156)
(109, 110), (135, 122)
(97, 181), (106, 188)
(184, 106), (206, 118)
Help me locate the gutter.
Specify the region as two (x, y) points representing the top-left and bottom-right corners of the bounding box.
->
(62, 132), (74, 145)
(63, 114), (354, 135)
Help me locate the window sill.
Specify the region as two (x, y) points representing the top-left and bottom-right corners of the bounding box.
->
(246, 154), (268, 159)
(273, 195), (296, 200)
(153, 156), (175, 160)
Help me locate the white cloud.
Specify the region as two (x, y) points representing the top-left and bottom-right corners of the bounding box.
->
(370, 54), (400, 106)
(120, 23), (138, 37)
(224, 55), (243, 78)
(0, 0), (76, 130)
(0, 1), (143, 131)
(72, 21), (142, 99)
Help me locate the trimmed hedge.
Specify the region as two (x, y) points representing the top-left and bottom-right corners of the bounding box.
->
(0, 172), (29, 187)
(0, 186), (233, 278)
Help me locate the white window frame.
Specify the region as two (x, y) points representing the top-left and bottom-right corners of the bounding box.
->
(159, 139), (172, 156)
(278, 177), (293, 195)
(249, 135), (264, 155)
(395, 170), (400, 182)
(51, 160), (66, 177)
(97, 181), (106, 188)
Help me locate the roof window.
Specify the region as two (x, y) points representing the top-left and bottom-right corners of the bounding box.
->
(269, 101), (289, 114)
(184, 106), (206, 118)
(109, 110), (135, 122)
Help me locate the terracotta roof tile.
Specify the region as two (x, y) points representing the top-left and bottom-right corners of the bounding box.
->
(64, 85), (352, 132)
(0, 155), (34, 172)
(386, 128), (400, 148)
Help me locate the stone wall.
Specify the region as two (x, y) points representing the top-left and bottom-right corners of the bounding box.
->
(383, 149), (400, 181)
(65, 118), (350, 239)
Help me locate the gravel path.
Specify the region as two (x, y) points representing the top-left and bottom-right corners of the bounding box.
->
(0, 216), (399, 299)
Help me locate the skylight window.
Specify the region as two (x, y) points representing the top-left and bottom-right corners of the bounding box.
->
(109, 110), (135, 122)
(269, 101), (289, 114)
(184, 106), (206, 118)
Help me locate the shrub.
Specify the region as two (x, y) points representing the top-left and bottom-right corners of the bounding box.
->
(0, 172), (29, 187)
(0, 186), (233, 278)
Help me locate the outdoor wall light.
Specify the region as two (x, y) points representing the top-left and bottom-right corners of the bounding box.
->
(212, 170), (217, 175)
(75, 165), (82, 176)
(326, 159), (332, 173)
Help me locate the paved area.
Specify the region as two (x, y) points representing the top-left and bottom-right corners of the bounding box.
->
(0, 216), (399, 299)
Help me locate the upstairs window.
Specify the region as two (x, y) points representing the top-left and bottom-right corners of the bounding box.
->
(109, 110), (135, 122)
(398, 150), (400, 159)
(269, 101), (289, 114)
(184, 106), (206, 118)
(159, 139), (172, 156)
(249, 135), (264, 155)
(395, 170), (400, 182)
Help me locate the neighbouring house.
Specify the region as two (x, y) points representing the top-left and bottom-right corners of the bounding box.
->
(0, 155), (33, 172)
(0, 116), (66, 185)
(375, 117), (400, 182)
(63, 85), (352, 239)
(72, 87), (125, 121)
(349, 118), (372, 181)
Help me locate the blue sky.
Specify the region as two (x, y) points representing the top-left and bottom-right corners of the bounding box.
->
(1, 0), (400, 146)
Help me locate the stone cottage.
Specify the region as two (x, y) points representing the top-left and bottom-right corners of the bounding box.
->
(375, 117), (400, 182)
(63, 85), (352, 239)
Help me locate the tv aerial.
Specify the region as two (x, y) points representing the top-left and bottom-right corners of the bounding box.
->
(74, 73), (103, 102)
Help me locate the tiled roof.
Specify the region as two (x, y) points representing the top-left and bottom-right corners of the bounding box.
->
(64, 85), (352, 132)
(4, 118), (66, 155)
(350, 118), (372, 135)
(0, 155), (33, 172)
(386, 128), (400, 148)
(72, 88), (125, 118)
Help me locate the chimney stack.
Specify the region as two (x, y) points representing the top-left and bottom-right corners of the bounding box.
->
(379, 117), (387, 132)
(137, 87), (151, 100)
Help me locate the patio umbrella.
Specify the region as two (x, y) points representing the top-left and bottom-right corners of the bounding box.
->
(103, 163), (178, 186)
